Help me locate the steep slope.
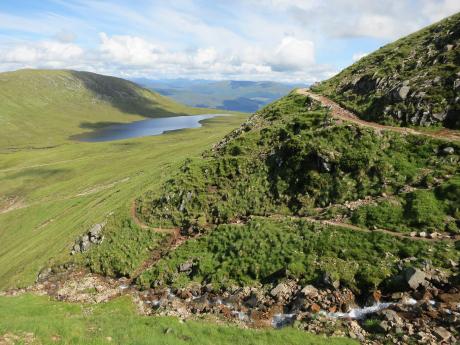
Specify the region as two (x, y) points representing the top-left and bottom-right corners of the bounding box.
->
(107, 92), (459, 343)
(313, 12), (460, 129)
(0, 69), (214, 147)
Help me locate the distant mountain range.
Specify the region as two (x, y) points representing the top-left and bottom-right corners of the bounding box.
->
(131, 78), (305, 112)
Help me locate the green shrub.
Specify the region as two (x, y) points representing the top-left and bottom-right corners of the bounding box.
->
(406, 190), (445, 228)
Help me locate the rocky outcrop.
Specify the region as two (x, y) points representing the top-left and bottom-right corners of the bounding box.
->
(314, 12), (460, 129)
(71, 222), (106, 255)
(5, 264), (458, 345)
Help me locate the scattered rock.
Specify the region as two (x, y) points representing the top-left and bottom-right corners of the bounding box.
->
(301, 285), (318, 298)
(403, 267), (427, 290)
(319, 272), (340, 289)
(178, 261), (193, 273)
(434, 326), (452, 341)
(310, 303), (321, 313)
(71, 222), (106, 255)
(397, 85), (411, 100)
(443, 147), (455, 155)
(379, 309), (403, 326)
(270, 281), (298, 301)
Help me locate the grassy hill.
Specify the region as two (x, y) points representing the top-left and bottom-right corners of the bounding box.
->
(133, 93), (459, 292)
(313, 12), (460, 129)
(134, 78), (302, 112)
(0, 69), (217, 147)
(0, 69), (246, 289)
(0, 70), (348, 345)
(1, 13), (460, 342)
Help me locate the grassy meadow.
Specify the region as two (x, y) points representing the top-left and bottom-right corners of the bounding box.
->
(0, 294), (357, 345)
(0, 114), (248, 289)
(0, 69), (248, 289)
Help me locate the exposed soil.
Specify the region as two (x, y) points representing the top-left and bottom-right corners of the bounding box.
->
(297, 89), (460, 142)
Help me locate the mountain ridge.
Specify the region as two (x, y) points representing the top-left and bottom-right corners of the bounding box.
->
(313, 12), (460, 129)
(0, 69), (220, 146)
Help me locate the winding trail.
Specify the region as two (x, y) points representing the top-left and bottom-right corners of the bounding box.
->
(128, 199), (197, 283)
(122, 91), (459, 281)
(296, 89), (460, 142)
(255, 214), (457, 242)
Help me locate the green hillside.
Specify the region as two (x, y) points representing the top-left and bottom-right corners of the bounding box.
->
(0, 69), (246, 289)
(313, 12), (460, 129)
(134, 93), (459, 291)
(0, 69), (216, 147)
(95, 89), (458, 343)
(1, 13), (460, 344)
(0, 70), (344, 345)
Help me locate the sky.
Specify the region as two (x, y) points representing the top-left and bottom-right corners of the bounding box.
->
(0, 0), (459, 83)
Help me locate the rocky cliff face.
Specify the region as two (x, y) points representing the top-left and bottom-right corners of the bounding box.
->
(314, 12), (460, 129)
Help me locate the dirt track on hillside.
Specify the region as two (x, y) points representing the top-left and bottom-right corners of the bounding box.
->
(296, 89), (460, 142)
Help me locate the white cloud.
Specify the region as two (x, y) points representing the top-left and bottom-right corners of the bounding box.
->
(62, 33), (324, 82)
(2, 1), (457, 82)
(2, 41), (83, 64)
(271, 37), (315, 71)
(421, 0), (460, 22)
(259, 0), (460, 39)
(99, 33), (164, 66)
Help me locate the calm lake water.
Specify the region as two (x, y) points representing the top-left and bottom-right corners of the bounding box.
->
(74, 114), (226, 142)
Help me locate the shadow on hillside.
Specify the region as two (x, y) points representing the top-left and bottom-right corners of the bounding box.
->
(79, 121), (124, 129)
(70, 71), (190, 118)
(4, 167), (71, 180)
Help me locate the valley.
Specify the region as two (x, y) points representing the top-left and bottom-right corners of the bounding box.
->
(1, 8), (460, 345)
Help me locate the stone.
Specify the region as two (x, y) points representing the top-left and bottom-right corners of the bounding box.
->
(442, 147), (455, 155)
(380, 309), (403, 326)
(454, 79), (460, 90)
(321, 161), (331, 172)
(434, 327), (451, 341)
(418, 231), (427, 238)
(398, 85), (411, 100)
(428, 232), (439, 239)
(448, 259), (458, 268)
(391, 292), (404, 300)
(353, 75), (376, 93)
(244, 293), (258, 308)
(328, 306), (337, 313)
(438, 292), (460, 303)
(377, 320), (390, 332)
(403, 267), (427, 290)
(301, 285), (318, 298)
(319, 272), (340, 289)
(372, 290), (382, 302)
(89, 223), (104, 237)
(178, 261), (193, 273)
(310, 303), (321, 313)
(409, 232), (417, 237)
(80, 239), (91, 252)
(270, 281), (297, 301)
